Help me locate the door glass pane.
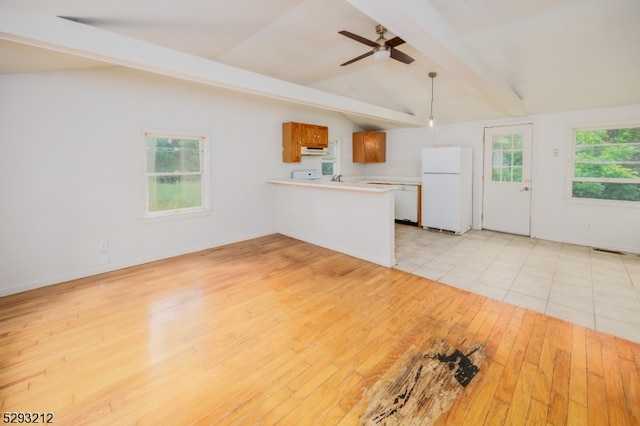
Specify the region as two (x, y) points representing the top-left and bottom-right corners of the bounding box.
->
(513, 134), (523, 150)
(501, 167), (512, 181)
(492, 167), (501, 181)
(513, 167), (523, 182)
(491, 133), (524, 182)
(492, 151), (502, 166)
(501, 137), (513, 150)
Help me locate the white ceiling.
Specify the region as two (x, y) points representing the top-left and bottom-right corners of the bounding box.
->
(1, 0), (639, 129)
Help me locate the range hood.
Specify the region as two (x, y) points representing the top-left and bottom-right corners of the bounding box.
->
(301, 146), (329, 156)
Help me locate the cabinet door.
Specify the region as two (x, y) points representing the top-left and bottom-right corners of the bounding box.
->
(303, 124), (328, 147)
(353, 131), (386, 162)
(352, 132), (365, 162)
(364, 132), (386, 162)
(314, 125), (329, 148)
(282, 122), (303, 162)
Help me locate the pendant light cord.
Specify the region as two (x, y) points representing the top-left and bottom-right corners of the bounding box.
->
(430, 78), (434, 117)
(428, 71), (437, 126)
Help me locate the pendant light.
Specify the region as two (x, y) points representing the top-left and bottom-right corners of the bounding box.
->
(428, 71), (437, 127)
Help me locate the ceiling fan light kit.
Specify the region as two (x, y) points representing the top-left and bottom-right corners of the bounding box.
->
(339, 25), (414, 66)
(373, 46), (391, 61)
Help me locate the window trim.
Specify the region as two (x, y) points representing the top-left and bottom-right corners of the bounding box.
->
(143, 129), (210, 221)
(568, 124), (640, 205)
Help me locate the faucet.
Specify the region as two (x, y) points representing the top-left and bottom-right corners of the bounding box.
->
(331, 174), (342, 182)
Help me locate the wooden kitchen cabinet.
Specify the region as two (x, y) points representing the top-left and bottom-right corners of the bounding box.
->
(353, 131), (386, 163)
(282, 122), (329, 162)
(303, 124), (328, 148)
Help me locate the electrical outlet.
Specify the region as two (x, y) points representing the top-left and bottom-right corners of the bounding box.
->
(99, 240), (109, 253)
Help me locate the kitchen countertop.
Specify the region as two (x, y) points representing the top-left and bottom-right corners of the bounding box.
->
(359, 180), (420, 186)
(267, 178), (400, 192)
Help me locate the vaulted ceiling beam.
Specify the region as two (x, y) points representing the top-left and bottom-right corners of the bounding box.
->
(347, 0), (526, 116)
(0, 12), (426, 127)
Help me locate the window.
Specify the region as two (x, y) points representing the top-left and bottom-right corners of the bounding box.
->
(145, 132), (208, 216)
(491, 133), (523, 182)
(321, 139), (339, 177)
(571, 126), (640, 202)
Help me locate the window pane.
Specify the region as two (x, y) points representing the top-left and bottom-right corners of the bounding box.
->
(501, 167), (512, 182)
(513, 134), (523, 150)
(148, 175), (202, 212)
(146, 137), (201, 173)
(572, 182), (640, 201)
(502, 151), (512, 167)
(576, 128), (640, 145)
(512, 151), (523, 167)
(512, 166), (523, 182)
(322, 162), (334, 175)
(492, 151), (502, 167)
(492, 167), (501, 182)
(575, 163), (640, 179)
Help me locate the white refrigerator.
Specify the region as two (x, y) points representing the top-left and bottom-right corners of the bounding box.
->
(421, 147), (472, 234)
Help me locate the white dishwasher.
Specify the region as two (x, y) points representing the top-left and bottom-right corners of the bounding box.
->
(394, 185), (419, 224)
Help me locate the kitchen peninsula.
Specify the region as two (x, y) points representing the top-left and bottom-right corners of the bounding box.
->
(267, 179), (397, 267)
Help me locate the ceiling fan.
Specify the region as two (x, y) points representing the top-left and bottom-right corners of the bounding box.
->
(339, 25), (415, 66)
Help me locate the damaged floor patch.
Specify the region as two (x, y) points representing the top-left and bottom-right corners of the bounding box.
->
(361, 340), (485, 425)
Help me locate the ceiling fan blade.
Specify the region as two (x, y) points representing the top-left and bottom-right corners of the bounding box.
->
(338, 30), (378, 48)
(340, 51), (374, 66)
(390, 48), (415, 64)
(386, 36), (405, 48)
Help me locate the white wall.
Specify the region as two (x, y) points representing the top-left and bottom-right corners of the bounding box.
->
(374, 104), (640, 254)
(2, 66), (637, 296)
(0, 67), (359, 296)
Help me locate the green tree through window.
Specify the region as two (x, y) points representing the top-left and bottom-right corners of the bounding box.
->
(572, 127), (640, 201)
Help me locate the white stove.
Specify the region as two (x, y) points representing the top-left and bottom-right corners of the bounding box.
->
(292, 170), (323, 180)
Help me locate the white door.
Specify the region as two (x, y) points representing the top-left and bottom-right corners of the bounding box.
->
(482, 124), (533, 236)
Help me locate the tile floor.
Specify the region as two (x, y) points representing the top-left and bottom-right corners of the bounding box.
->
(393, 224), (640, 344)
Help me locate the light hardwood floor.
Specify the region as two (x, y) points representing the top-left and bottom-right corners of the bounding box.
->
(1, 234), (639, 425)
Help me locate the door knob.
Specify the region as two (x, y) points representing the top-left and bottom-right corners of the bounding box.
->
(520, 187), (530, 192)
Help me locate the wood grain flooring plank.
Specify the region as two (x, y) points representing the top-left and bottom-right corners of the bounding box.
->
(546, 348), (571, 426)
(459, 361), (505, 426)
(602, 344), (631, 425)
(1, 234), (640, 425)
(503, 360), (538, 425)
(532, 317), (559, 405)
(618, 357), (640, 425)
(586, 328), (605, 377)
(587, 372), (609, 426)
(569, 325), (588, 407)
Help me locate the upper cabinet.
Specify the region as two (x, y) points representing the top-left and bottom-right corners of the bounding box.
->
(282, 122), (329, 163)
(303, 124), (329, 148)
(353, 131), (386, 163)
